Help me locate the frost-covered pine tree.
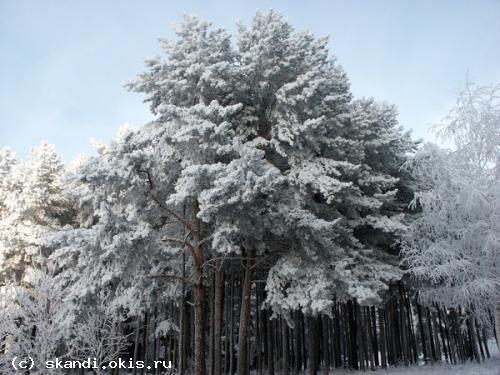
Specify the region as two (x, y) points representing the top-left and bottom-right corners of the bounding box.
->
(0, 142), (68, 284)
(128, 16), (246, 375)
(42, 12), (421, 375)
(0, 147), (17, 215)
(402, 81), (499, 328)
(48, 128), (182, 328)
(232, 12), (417, 315)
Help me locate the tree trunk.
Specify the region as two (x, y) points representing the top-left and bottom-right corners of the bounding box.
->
(133, 316), (141, 375)
(179, 252), (187, 375)
(267, 310), (275, 375)
(436, 306), (449, 363)
(321, 316), (329, 375)
(333, 303), (341, 368)
(426, 308), (436, 362)
(213, 261), (224, 375)
(229, 274), (235, 375)
(256, 283), (262, 374)
(378, 308), (387, 369)
(192, 199), (207, 375)
(347, 301), (358, 369)
(209, 276), (215, 375)
(141, 312), (149, 375)
(416, 300), (428, 363)
(282, 318), (290, 375)
(496, 303), (500, 350)
(237, 247), (256, 375)
(468, 317), (480, 362)
(193, 277), (206, 375)
(294, 311), (301, 375)
(307, 316), (318, 375)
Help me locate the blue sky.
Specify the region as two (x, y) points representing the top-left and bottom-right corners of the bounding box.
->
(1, 0), (499, 161)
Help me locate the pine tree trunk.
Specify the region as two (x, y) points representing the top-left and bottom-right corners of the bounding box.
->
(230, 274), (235, 375)
(442, 308), (457, 364)
(467, 317), (480, 362)
(307, 316), (318, 375)
(237, 247), (255, 375)
(179, 252), (187, 375)
(282, 318), (290, 375)
(416, 300), (428, 363)
(209, 276), (215, 375)
(356, 304), (366, 371)
(475, 319), (485, 360)
(133, 316), (141, 375)
(256, 283), (262, 374)
(141, 312), (148, 375)
(481, 325), (490, 359)
(333, 303), (341, 368)
(213, 261), (224, 375)
(347, 301), (358, 369)
(294, 311), (301, 375)
(496, 303), (500, 350)
(431, 311), (441, 361)
(192, 199), (207, 375)
(193, 278), (206, 375)
(378, 308), (387, 369)
(426, 308), (436, 362)
(267, 310), (275, 375)
(436, 307), (449, 363)
(365, 307), (375, 370)
(370, 306), (379, 367)
(321, 316), (329, 375)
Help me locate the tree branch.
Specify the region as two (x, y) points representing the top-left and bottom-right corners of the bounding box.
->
(136, 168), (195, 232)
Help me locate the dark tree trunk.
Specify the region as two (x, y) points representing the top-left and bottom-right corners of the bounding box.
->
(267, 310), (275, 375)
(141, 312), (149, 375)
(133, 316), (141, 375)
(294, 311), (301, 375)
(213, 261), (224, 375)
(237, 247), (256, 375)
(193, 278), (206, 375)
(378, 308), (387, 369)
(416, 300), (428, 363)
(179, 252), (187, 375)
(307, 316), (318, 375)
(282, 318), (290, 375)
(192, 200), (207, 375)
(347, 301), (358, 370)
(321, 316), (329, 375)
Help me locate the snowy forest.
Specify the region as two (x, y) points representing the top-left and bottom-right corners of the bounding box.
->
(0, 11), (499, 375)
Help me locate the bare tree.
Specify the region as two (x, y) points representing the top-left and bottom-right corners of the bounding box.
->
(69, 291), (130, 375)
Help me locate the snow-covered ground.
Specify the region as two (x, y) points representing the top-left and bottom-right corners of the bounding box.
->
(332, 342), (499, 375)
(330, 358), (499, 374)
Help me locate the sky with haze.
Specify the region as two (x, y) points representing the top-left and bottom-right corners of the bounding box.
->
(1, 0), (499, 161)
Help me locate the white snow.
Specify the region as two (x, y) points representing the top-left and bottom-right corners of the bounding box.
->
(332, 358), (500, 374)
